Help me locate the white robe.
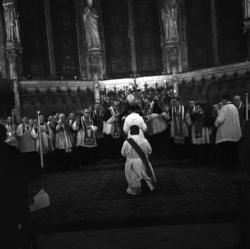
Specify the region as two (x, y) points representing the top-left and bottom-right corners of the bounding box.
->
(35, 124), (50, 154)
(16, 124), (37, 153)
(123, 113), (147, 138)
(121, 135), (156, 195)
(215, 103), (242, 144)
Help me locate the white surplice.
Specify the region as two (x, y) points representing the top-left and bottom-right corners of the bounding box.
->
(215, 102), (242, 144)
(121, 135), (156, 195)
(123, 113), (147, 138)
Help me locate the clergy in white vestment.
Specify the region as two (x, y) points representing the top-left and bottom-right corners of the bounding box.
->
(214, 95), (242, 167)
(123, 104), (147, 138)
(215, 98), (242, 144)
(34, 115), (50, 154)
(16, 117), (37, 153)
(5, 116), (18, 148)
(16, 116), (40, 178)
(121, 125), (157, 196)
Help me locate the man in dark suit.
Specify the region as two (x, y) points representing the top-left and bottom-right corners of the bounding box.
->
(103, 100), (123, 158)
(0, 124), (31, 248)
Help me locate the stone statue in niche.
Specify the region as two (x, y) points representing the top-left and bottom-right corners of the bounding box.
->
(83, 0), (101, 50)
(161, 0), (179, 42)
(244, 0), (250, 19)
(3, 2), (21, 43)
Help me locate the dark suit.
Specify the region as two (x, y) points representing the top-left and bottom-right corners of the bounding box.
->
(0, 142), (30, 248)
(103, 107), (123, 158)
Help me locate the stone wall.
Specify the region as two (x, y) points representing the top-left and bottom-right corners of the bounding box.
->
(19, 81), (94, 117)
(0, 80), (14, 117)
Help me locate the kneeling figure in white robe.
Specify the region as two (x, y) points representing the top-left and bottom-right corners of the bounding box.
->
(121, 126), (157, 196)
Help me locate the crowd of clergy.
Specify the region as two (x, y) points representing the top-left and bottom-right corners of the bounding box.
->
(0, 92), (248, 177)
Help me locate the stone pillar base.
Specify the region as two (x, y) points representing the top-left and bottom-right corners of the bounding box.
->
(86, 50), (105, 80)
(162, 42), (185, 74)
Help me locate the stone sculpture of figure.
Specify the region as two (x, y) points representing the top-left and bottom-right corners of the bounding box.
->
(161, 0), (179, 42)
(244, 0), (250, 19)
(3, 2), (21, 43)
(83, 0), (101, 50)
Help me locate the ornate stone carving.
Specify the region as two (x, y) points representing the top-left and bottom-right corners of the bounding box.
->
(86, 51), (104, 80)
(244, 0), (250, 20)
(83, 0), (101, 51)
(161, 0), (179, 43)
(2, 0), (21, 44)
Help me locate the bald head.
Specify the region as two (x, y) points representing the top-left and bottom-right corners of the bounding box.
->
(233, 95), (242, 108)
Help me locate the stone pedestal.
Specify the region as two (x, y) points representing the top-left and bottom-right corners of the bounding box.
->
(162, 42), (185, 74)
(86, 50), (105, 80)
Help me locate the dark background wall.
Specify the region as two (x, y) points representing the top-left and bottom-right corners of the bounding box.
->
(179, 75), (250, 106)
(18, 0), (50, 79)
(102, 0), (130, 78)
(51, 0), (79, 78)
(134, 0), (162, 76)
(185, 0), (213, 70)
(15, 0), (248, 79)
(185, 0), (247, 70)
(0, 80), (14, 117)
(216, 0), (247, 64)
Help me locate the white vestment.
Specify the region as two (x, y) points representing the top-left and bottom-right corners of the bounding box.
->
(121, 135), (156, 195)
(215, 103), (242, 144)
(123, 113), (147, 138)
(16, 124), (37, 153)
(35, 124), (50, 154)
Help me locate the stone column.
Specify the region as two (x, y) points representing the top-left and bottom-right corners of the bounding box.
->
(82, 0), (105, 80)
(0, 10), (8, 78)
(244, 0), (250, 60)
(44, 0), (56, 78)
(209, 0), (220, 65)
(93, 73), (100, 103)
(159, 0), (188, 74)
(75, 0), (87, 80)
(127, 0), (137, 77)
(3, 0), (22, 121)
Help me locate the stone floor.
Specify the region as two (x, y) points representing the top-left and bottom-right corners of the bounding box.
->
(29, 162), (249, 233)
(37, 222), (240, 249)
